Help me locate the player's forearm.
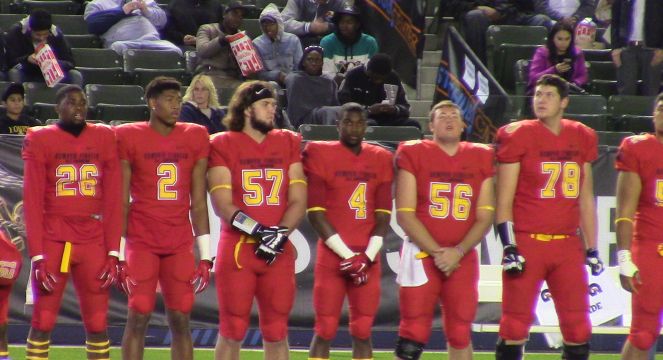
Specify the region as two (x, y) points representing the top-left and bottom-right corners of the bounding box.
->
(279, 199), (306, 232)
(307, 210), (337, 239)
(396, 211), (441, 255)
(579, 194), (597, 249)
(103, 161), (122, 252)
(371, 212), (391, 238)
(457, 210), (494, 254)
(23, 160), (46, 257)
(190, 205), (211, 237)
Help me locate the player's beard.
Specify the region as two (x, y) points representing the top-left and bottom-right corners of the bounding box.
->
(250, 116), (274, 134)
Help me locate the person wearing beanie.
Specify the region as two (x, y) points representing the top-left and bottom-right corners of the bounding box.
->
(5, 9), (82, 86)
(253, 3), (302, 86)
(0, 83), (41, 135)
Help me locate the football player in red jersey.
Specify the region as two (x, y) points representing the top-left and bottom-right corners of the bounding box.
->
(207, 80), (306, 360)
(494, 74), (603, 360)
(393, 100), (495, 360)
(115, 77), (212, 360)
(22, 85), (121, 360)
(616, 93), (663, 360)
(303, 103), (393, 360)
(0, 230), (21, 360)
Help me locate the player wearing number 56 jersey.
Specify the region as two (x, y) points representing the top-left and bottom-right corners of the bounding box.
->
(208, 81), (307, 360)
(615, 94), (663, 360)
(115, 77), (211, 360)
(303, 103), (393, 360)
(495, 75), (603, 360)
(393, 100), (495, 360)
(22, 85), (121, 360)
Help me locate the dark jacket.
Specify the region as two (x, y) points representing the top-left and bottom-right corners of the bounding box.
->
(5, 20), (75, 77)
(163, 0), (222, 45)
(441, 0), (492, 18)
(611, 0), (663, 49)
(179, 101), (226, 134)
(0, 112), (42, 135)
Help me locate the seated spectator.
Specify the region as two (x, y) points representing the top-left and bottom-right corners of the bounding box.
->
(281, 0), (345, 47)
(338, 53), (419, 128)
(196, 1), (251, 94)
(5, 10), (82, 85)
(84, 0), (182, 55)
(528, 21), (587, 94)
(284, 46), (340, 128)
(253, 4), (302, 87)
(540, 0), (595, 27)
(180, 74), (226, 134)
(163, 0), (223, 48)
(0, 83), (41, 135)
(320, 5), (377, 83)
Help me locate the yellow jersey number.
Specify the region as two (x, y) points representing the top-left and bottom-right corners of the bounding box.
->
(157, 163), (178, 200)
(540, 162), (580, 199)
(429, 182), (472, 220)
(348, 182), (367, 219)
(242, 169), (284, 206)
(55, 164), (99, 197)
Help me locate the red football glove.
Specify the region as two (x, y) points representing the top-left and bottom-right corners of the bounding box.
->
(349, 269), (369, 286)
(98, 256), (119, 290)
(32, 259), (57, 293)
(339, 253), (371, 275)
(117, 261), (136, 295)
(191, 260), (213, 294)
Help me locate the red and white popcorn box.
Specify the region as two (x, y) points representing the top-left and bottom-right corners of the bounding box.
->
(34, 43), (65, 87)
(227, 32), (264, 77)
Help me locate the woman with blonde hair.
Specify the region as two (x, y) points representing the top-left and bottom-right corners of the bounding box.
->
(180, 74), (226, 134)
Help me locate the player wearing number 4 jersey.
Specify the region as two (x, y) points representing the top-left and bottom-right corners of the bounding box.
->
(303, 103), (393, 360)
(494, 74), (603, 360)
(22, 85), (121, 360)
(115, 77), (212, 360)
(207, 81), (307, 360)
(393, 100), (495, 360)
(615, 93), (663, 360)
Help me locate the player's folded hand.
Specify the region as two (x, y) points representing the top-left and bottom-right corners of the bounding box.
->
(502, 245), (525, 275)
(586, 248), (604, 276)
(117, 261), (136, 295)
(339, 253), (371, 275)
(32, 259), (57, 293)
(255, 226), (289, 265)
(191, 260), (213, 294)
(98, 255), (119, 290)
(349, 269), (368, 286)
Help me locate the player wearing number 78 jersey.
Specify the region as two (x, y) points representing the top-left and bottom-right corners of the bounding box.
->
(115, 77), (212, 360)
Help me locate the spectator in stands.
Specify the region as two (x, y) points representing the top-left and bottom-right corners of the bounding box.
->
(284, 45), (340, 128)
(0, 83), (41, 135)
(611, 0), (663, 96)
(196, 1), (250, 95)
(281, 0), (345, 47)
(320, 4), (377, 84)
(84, 0), (182, 55)
(254, 4), (302, 87)
(0, 35), (7, 81)
(338, 53), (419, 128)
(464, 0), (553, 63)
(538, 0), (595, 27)
(5, 10), (82, 86)
(441, 0), (494, 19)
(163, 0), (223, 48)
(180, 74), (226, 134)
(528, 21), (588, 95)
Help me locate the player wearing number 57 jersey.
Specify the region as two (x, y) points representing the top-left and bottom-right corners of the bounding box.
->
(207, 81), (307, 360)
(22, 85), (121, 360)
(495, 75), (603, 360)
(115, 77), (211, 360)
(393, 100), (495, 360)
(615, 94), (663, 360)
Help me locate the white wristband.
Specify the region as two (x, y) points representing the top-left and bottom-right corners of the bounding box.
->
(617, 249), (638, 277)
(324, 234), (354, 260)
(364, 236), (383, 262)
(119, 236), (127, 262)
(196, 234), (212, 262)
(108, 251), (120, 258)
(31, 255), (44, 263)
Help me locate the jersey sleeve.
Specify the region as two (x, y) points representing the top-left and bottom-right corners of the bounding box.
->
(495, 123), (528, 163)
(193, 125), (210, 161)
(115, 126), (133, 161)
(302, 142), (327, 209)
(101, 128), (122, 253)
(375, 149), (394, 211)
(395, 142), (418, 174)
(21, 129), (47, 258)
(580, 124), (598, 163)
(209, 133), (230, 168)
(615, 137), (639, 173)
(287, 131), (303, 166)
(480, 145), (496, 180)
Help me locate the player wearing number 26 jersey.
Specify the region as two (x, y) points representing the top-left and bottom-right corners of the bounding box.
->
(495, 75), (602, 360)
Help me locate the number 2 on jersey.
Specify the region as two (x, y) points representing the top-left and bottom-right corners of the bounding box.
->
(157, 163), (178, 200)
(56, 164), (98, 197)
(540, 162), (580, 199)
(242, 169), (283, 206)
(349, 182), (367, 219)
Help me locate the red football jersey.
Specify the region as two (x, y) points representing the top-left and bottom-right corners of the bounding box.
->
(303, 141), (394, 265)
(209, 130), (302, 241)
(116, 122), (209, 250)
(22, 124), (122, 258)
(396, 140), (495, 247)
(496, 119), (597, 234)
(615, 134), (663, 242)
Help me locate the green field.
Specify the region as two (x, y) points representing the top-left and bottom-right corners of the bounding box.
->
(4, 346), (639, 359)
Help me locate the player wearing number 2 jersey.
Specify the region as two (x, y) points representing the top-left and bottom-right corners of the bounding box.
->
(207, 81), (307, 360)
(115, 77), (211, 360)
(495, 75), (603, 360)
(22, 85), (121, 359)
(303, 103), (393, 360)
(393, 100), (495, 360)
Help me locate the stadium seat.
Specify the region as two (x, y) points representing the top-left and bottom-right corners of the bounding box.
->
(566, 95), (607, 115)
(24, 82), (67, 105)
(52, 15), (88, 35)
(582, 49), (611, 62)
(364, 126), (422, 141)
(608, 95), (655, 132)
(124, 49), (188, 87)
(565, 114), (608, 131)
(493, 44), (540, 94)
(10, 0), (81, 14)
(0, 82), (11, 98)
(587, 61), (618, 98)
(485, 25), (547, 73)
(64, 34), (102, 48)
(45, 118), (104, 125)
(298, 124), (338, 141)
(596, 131), (634, 147)
(613, 115), (654, 133)
(514, 59), (529, 96)
(86, 84), (145, 106)
(31, 103), (58, 122)
(78, 68), (127, 86)
(72, 48), (123, 68)
(0, 14), (23, 30)
(110, 119), (145, 126)
(95, 104), (149, 122)
(243, 19), (261, 39)
(505, 95), (531, 121)
(131, 70), (190, 88)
